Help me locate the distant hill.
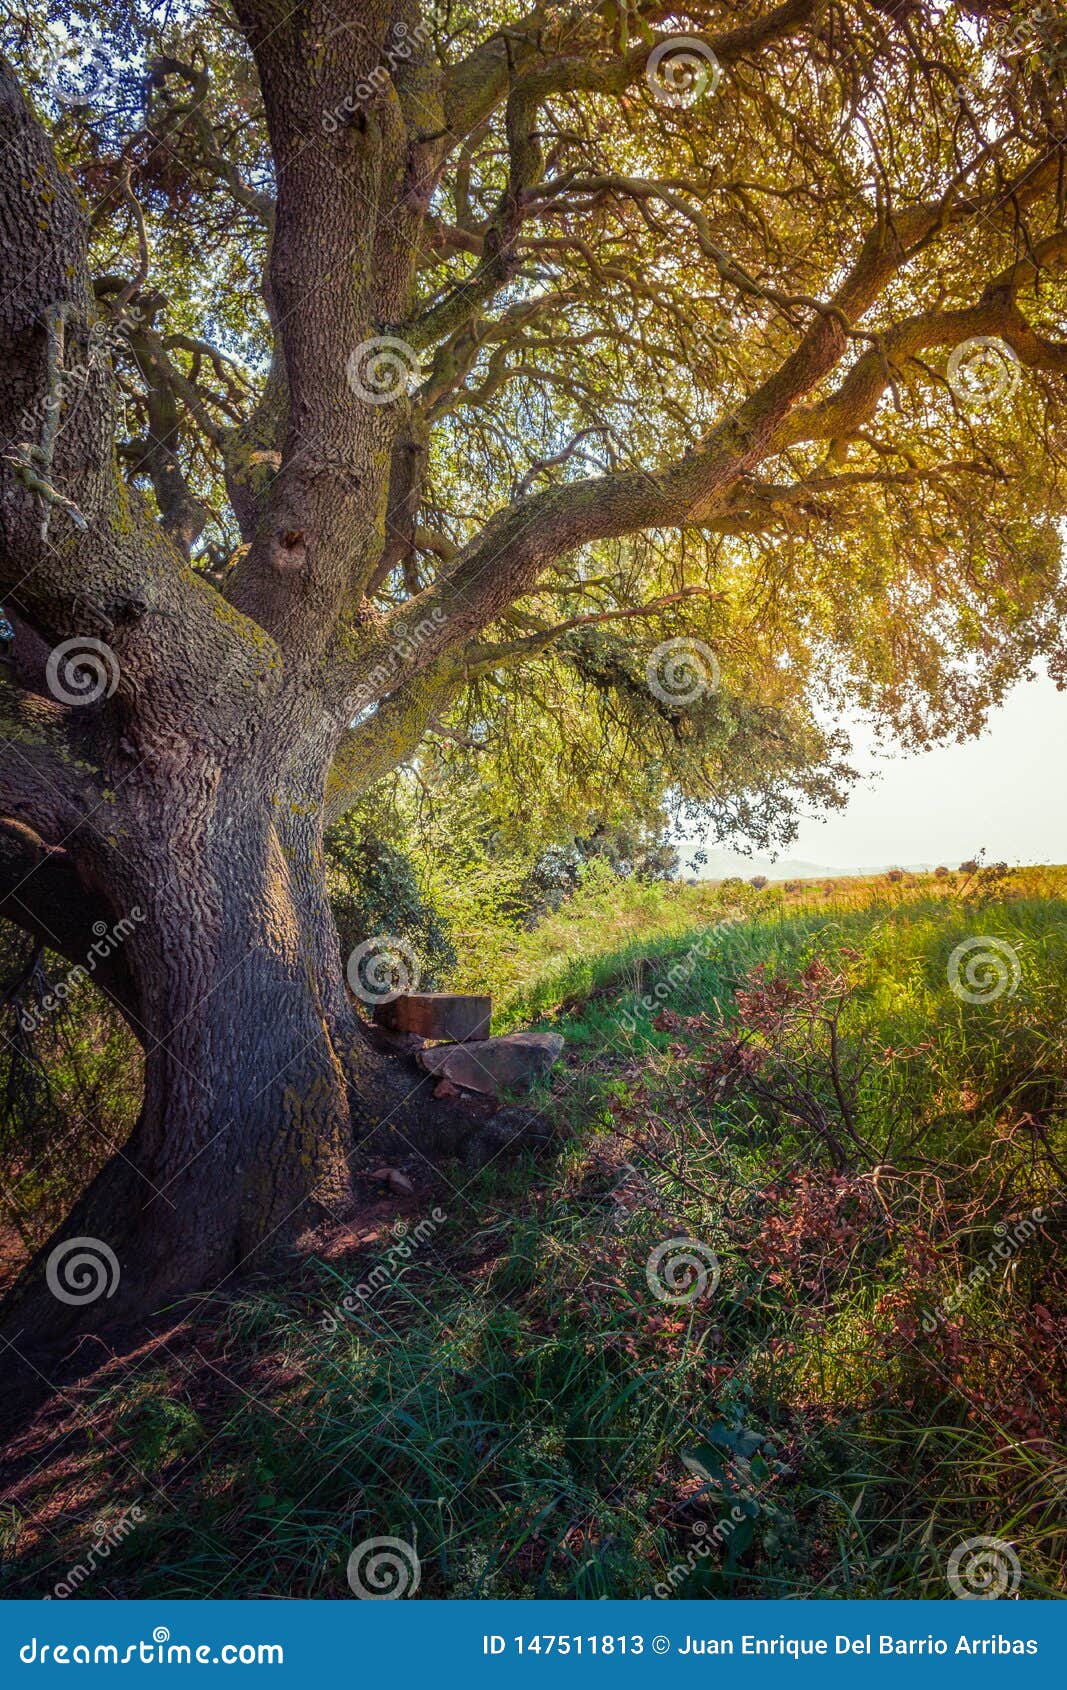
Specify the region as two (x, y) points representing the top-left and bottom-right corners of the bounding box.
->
(686, 848), (937, 881)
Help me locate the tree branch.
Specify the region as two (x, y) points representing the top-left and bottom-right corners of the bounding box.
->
(0, 820), (142, 1033)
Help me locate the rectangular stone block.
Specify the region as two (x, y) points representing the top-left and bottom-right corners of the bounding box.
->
(373, 992), (492, 1042)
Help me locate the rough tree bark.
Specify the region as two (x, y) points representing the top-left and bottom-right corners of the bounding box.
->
(0, 716), (503, 1410)
(0, 11), (492, 1395)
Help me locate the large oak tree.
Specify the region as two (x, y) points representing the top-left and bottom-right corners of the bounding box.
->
(2, 0), (1067, 1376)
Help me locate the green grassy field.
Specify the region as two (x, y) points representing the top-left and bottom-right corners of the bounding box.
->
(2, 868), (1064, 1599)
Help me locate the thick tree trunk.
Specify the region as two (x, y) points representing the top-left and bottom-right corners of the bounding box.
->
(0, 761), (544, 1429)
(0, 776), (354, 1398)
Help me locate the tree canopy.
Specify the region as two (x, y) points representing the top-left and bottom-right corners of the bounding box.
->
(4, 0), (1066, 871)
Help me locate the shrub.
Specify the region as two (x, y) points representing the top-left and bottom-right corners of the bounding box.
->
(324, 816), (456, 987)
(0, 928), (141, 1259)
(516, 822), (679, 925)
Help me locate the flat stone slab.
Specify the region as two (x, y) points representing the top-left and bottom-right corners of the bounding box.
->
(373, 992), (491, 1042)
(418, 1031), (564, 1096)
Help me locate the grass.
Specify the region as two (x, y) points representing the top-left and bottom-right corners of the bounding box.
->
(1, 868), (1064, 1600)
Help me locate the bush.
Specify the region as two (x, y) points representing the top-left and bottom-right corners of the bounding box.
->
(517, 821), (679, 925)
(0, 928), (141, 1259)
(324, 817), (456, 987)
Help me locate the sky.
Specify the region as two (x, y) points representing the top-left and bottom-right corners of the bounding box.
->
(698, 671), (1067, 875)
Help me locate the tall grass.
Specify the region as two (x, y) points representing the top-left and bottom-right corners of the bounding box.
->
(2, 869), (1063, 1599)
